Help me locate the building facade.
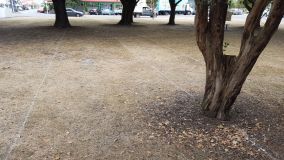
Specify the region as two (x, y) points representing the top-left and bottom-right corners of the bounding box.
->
(80, 0), (147, 11)
(81, 0), (121, 11)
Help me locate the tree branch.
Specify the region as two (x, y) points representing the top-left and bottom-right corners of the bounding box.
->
(226, 0), (283, 105)
(238, 0), (270, 58)
(175, 0), (182, 5)
(243, 0), (254, 12)
(254, 0), (284, 54)
(194, 0), (209, 54)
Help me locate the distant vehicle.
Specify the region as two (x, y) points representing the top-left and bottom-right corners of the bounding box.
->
(114, 8), (122, 15)
(89, 8), (100, 15)
(37, 7), (44, 13)
(134, 6), (156, 17)
(156, 0), (195, 15)
(230, 8), (243, 15)
(134, 1), (157, 18)
(22, 5), (30, 10)
(184, 4), (195, 15)
(66, 8), (84, 17)
(101, 8), (114, 15)
(17, 6), (23, 11)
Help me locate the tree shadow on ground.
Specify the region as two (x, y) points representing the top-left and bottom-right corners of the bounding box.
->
(99, 23), (148, 28)
(141, 90), (283, 159)
(0, 25), (143, 44)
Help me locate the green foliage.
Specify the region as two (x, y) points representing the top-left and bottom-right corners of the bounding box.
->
(147, 0), (158, 9)
(243, 0), (254, 11)
(228, 0), (245, 8)
(223, 42), (230, 52)
(66, 0), (81, 8)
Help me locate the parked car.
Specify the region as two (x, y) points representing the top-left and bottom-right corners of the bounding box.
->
(184, 5), (195, 15)
(229, 8), (243, 15)
(114, 8), (122, 15)
(134, 6), (157, 18)
(89, 8), (100, 15)
(66, 8), (84, 17)
(37, 7), (44, 13)
(101, 8), (114, 15)
(17, 6), (23, 11)
(22, 5), (30, 10)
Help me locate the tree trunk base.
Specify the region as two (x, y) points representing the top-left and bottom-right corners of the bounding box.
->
(203, 110), (230, 121)
(117, 20), (132, 25)
(54, 23), (71, 28)
(119, 0), (136, 26)
(168, 3), (176, 25)
(194, 0), (284, 121)
(52, 0), (70, 29)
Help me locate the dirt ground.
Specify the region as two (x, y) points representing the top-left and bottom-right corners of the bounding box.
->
(0, 16), (283, 160)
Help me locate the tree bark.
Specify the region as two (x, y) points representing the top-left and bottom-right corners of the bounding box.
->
(119, 0), (138, 25)
(168, 3), (176, 25)
(243, 0), (254, 12)
(168, 0), (182, 25)
(195, 0), (284, 120)
(243, 0), (269, 28)
(52, 0), (71, 28)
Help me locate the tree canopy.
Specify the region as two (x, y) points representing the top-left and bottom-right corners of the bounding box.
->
(66, 0), (81, 8)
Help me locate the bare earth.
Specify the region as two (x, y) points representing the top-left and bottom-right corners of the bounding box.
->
(0, 16), (283, 160)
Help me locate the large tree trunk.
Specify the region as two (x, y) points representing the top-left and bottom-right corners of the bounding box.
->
(52, 0), (71, 28)
(168, 0), (182, 25)
(195, 0), (284, 120)
(119, 0), (137, 25)
(168, 3), (176, 25)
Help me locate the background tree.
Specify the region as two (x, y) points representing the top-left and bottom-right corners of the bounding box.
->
(52, 0), (71, 28)
(66, 0), (81, 8)
(168, 0), (182, 25)
(228, 0), (245, 8)
(194, 0), (284, 120)
(119, 0), (139, 25)
(147, 0), (158, 16)
(243, 0), (254, 12)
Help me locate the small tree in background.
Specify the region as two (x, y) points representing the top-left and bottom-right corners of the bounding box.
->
(147, 0), (158, 16)
(66, 0), (81, 8)
(119, 0), (139, 25)
(168, 0), (182, 25)
(195, 0), (284, 120)
(228, 0), (245, 8)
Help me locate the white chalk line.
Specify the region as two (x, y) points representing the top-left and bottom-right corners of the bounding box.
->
(116, 37), (195, 101)
(4, 31), (67, 160)
(137, 35), (201, 63)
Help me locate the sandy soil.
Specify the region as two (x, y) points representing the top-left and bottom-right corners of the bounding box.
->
(0, 16), (283, 160)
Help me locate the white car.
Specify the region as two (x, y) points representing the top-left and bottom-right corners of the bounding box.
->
(184, 5), (195, 15)
(230, 8), (243, 15)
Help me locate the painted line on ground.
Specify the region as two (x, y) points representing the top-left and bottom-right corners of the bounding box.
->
(4, 30), (67, 160)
